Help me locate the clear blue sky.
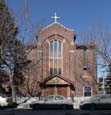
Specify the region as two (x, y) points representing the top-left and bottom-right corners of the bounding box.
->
(6, 0), (111, 33)
(6, 0), (111, 77)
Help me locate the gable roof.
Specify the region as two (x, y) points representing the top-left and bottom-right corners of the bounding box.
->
(41, 22), (74, 32)
(40, 75), (75, 89)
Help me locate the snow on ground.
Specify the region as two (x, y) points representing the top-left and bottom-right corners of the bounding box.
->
(0, 96), (8, 107)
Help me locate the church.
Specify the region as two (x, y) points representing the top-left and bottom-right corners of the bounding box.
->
(27, 13), (98, 98)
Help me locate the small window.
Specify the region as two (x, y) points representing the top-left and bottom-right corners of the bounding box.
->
(50, 68), (62, 75)
(54, 68), (57, 74)
(58, 69), (61, 74)
(100, 95), (106, 99)
(108, 95), (111, 99)
(50, 68), (53, 75)
(55, 96), (64, 100)
(83, 86), (92, 97)
(46, 96), (54, 101)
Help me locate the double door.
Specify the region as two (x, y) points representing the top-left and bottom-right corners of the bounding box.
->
(43, 85), (68, 97)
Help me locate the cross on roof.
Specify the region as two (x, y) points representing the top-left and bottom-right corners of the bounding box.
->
(51, 13), (60, 23)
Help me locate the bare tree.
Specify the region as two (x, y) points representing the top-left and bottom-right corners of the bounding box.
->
(19, 58), (41, 97)
(0, 0), (39, 102)
(14, 0), (44, 98)
(0, 0), (19, 102)
(80, 23), (111, 66)
(80, 23), (111, 93)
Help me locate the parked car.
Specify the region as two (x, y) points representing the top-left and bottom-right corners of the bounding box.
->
(0, 94), (16, 109)
(30, 95), (73, 110)
(80, 94), (111, 110)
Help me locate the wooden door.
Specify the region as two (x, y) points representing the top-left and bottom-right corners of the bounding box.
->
(44, 87), (54, 96)
(58, 86), (67, 97)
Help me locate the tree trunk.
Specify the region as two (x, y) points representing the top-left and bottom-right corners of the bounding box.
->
(9, 69), (16, 103)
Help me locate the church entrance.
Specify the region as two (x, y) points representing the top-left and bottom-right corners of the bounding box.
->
(42, 85), (68, 97)
(40, 75), (75, 98)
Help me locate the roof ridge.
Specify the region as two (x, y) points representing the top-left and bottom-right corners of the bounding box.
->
(41, 22), (74, 32)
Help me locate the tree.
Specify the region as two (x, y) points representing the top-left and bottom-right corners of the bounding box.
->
(0, 0), (18, 102)
(0, 0), (44, 101)
(18, 59), (41, 97)
(80, 23), (111, 66)
(14, 0), (44, 98)
(80, 23), (111, 93)
(0, 0), (31, 102)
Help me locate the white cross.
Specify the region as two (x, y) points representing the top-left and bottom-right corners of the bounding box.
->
(51, 13), (60, 23)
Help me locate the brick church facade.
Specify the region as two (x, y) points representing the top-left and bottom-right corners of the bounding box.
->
(27, 20), (98, 98)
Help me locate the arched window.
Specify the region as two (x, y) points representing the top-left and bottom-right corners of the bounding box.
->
(50, 40), (62, 59)
(49, 39), (62, 75)
(83, 86), (92, 97)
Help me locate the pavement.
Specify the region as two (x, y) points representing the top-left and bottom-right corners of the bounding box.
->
(1, 109), (111, 115)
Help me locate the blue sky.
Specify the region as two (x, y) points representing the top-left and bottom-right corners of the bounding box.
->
(6, 0), (111, 32)
(6, 0), (111, 77)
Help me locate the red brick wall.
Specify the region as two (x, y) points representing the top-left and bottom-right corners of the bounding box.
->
(27, 22), (98, 97)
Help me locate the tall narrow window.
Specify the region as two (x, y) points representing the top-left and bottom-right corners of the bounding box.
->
(50, 40), (62, 59)
(50, 39), (62, 75)
(83, 47), (87, 70)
